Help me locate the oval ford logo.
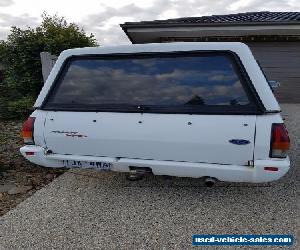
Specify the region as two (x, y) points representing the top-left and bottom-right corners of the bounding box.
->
(229, 139), (250, 145)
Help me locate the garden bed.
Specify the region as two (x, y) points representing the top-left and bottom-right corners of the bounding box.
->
(0, 120), (66, 216)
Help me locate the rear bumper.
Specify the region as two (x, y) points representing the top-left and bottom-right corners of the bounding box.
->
(20, 145), (290, 183)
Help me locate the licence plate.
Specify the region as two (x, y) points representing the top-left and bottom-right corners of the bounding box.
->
(63, 160), (112, 170)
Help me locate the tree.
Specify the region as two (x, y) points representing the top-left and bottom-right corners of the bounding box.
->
(0, 13), (97, 119)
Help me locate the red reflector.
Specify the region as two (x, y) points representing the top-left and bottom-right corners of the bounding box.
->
(25, 152), (35, 156)
(264, 167), (278, 172)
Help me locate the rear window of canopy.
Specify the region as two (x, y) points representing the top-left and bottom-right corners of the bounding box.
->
(43, 52), (259, 114)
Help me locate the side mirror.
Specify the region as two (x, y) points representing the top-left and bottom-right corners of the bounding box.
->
(268, 80), (280, 90)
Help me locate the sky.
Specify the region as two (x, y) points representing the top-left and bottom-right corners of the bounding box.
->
(0, 0), (299, 45)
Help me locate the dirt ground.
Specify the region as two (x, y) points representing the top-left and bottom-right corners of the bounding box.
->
(0, 121), (66, 216)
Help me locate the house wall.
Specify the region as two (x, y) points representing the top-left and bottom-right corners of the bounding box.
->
(247, 42), (300, 103)
(162, 38), (300, 103)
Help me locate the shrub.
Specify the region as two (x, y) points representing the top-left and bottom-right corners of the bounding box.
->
(0, 13), (98, 120)
(6, 96), (36, 119)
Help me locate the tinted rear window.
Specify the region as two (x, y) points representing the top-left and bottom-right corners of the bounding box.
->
(44, 52), (258, 113)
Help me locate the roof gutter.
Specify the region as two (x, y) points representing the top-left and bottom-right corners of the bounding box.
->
(120, 21), (300, 30)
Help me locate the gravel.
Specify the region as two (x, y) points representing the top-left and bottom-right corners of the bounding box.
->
(0, 104), (299, 249)
(0, 121), (66, 216)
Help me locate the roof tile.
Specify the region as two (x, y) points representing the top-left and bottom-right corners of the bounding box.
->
(122, 11), (300, 26)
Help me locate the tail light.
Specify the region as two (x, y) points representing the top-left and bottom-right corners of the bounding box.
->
(270, 123), (290, 158)
(22, 117), (35, 145)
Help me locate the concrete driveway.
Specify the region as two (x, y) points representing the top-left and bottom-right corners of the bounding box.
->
(0, 104), (299, 249)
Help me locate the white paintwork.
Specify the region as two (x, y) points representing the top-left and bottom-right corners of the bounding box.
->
(31, 109), (47, 148)
(43, 111), (256, 166)
(19, 43), (291, 183)
(34, 42), (280, 111)
(25, 107), (289, 183)
(20, 145), (290, 183)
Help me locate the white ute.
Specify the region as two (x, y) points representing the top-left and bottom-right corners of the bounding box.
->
(20, 42), (290, 184)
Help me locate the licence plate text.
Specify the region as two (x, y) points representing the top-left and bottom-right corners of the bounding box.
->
(63, 160), (112, 170)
